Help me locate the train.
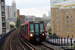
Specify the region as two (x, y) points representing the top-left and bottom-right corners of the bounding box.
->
(20, 21), (46, 42)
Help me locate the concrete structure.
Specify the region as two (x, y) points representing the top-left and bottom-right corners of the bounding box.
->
(25, 16), (35, 23)
(5, 0), (17, 23)
(50, 0), (69, 7)
(0, 0), (6, 35)
(17, 10), (20, 19)
(6, 20), (10, 33)
(51, 1), (75, 38)
(19, 15), (25, 24)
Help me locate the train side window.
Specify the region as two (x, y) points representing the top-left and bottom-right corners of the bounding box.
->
(25, 25), (26, 36)
(26, 25), (27, 36)
(24, 25), (25, 32)
(23, 26), (24, 31)
(27, 24), (28, 37)
(21, 26), (22, 32)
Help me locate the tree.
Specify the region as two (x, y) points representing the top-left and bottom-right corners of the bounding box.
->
(53, 33), (56, 36)
(48, 28), (52, 35)
(35, 17), (42, 20)
(16, 18), (20, 28)
(10, 24), (14, 30)
(35, 17), (51, 23)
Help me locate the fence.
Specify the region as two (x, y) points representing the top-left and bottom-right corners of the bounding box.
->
(46, 35), (74, 49)
(0, 29), (15, 47)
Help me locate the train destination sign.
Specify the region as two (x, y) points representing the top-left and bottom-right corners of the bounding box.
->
(34, 21), (39, 23)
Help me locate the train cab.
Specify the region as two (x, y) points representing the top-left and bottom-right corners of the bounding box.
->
(21, 21), (46, 42)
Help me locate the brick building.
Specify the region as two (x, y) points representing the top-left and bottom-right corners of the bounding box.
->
(19, 15), (25, 24)
(51, 1), (75, 38)
(17, 10), (19, 19)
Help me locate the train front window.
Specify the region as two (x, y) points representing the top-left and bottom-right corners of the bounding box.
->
(40, 24), (44, 32)
(35, 24), (39, 32)
(30, 24), (34, 32)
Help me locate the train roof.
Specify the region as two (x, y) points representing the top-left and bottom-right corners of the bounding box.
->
(29, 20), (44, 22)
(21, 21), (44, 26)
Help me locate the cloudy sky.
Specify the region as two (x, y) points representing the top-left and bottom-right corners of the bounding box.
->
(5, 0), (50, 17)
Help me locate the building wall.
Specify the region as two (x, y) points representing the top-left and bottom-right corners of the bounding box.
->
(8, 6), (13, 19)
(5, 1), (17, 23)
(51, 8), (59, 34)
(6, 20), (10, 33)
(25, 16), (35, 23)
(5, 6), (9, 20)
(19, 15), (25, 24)
(51, 8), (75, 38)
(0, 0), (2, 35)
(0, 0), (6, 35)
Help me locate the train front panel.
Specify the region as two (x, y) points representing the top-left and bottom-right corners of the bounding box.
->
(29, 21), (46, 42)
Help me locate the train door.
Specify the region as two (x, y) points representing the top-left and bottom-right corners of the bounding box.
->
(34, 23), (40, 36)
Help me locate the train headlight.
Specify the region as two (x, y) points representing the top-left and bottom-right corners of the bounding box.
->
(30, 34), (33, 37)
(42, 33), (44, 36)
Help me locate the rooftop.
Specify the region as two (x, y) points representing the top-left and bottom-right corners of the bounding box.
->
(54, 1), (75, 7)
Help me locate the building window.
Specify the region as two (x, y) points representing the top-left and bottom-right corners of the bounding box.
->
(67, 36), (69, 38)
(67, 31), (69, 33)
(66, 16), (69, 19)
(70, 11), (72, 14)
(2, 23), (5, 27)
(2, 7), (4, 11)
(71, 16), (72, 18)
(71, 31), (73, 33)
(71, 26), (73, 28)
(66, 12), (68, 14)
(71, 21), (72, 23)
(1, 1), (4, 6)
(2, 28), (5, 32)
(2, 18), (5, 22)
(2, 12), (5, 16)
(72, 35), (73, 38)
(67, 26), (69, 28)
(67, 21), (69, 23)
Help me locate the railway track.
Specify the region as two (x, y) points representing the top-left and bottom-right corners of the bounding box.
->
(10, 29), (26, 50)
(2, 28), (54, 50)
(3, 29), (18, 50)
(34, 42), (54, 50)
(19, 33), (38, 50)
(19, 32), (54, 50)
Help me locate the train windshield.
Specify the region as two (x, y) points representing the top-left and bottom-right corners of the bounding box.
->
(30, 24), (34, 32)
(40, 24), (44, 32)
(30, 22), (44, 33)
(35, 24), (39, 32)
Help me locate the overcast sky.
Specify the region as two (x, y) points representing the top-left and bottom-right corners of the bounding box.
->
(5, 0), (50, 17)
